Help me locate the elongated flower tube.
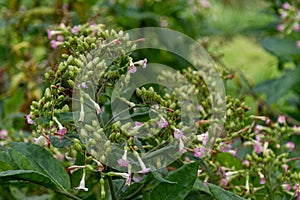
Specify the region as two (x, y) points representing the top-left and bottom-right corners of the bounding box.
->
(87, 95), (102, 114)
(78, 96), (85, 122)
(75, 170), (88, 191)
(53, 117), (67, 135)
(133, 151), (150, 174)
(117, 146), (129, 167)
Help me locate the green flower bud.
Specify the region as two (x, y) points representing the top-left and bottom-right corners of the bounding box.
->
(74, 143), (82, 151)
(85, 124), (94, 132)
(67, 80), (75, 87)
(80, 128), (88, 139)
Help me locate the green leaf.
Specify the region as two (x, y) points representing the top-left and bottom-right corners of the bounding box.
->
(4, 87), (25, 117)
(143, 161), (199, 200)
(0, 147), (34, 170)
(11, 142), (71, 191)
(216, 153), (242, 170)
(0, 161), (13, 171)
(0, 170), (62, 191)
(254, 67), (300, 103)
(50, 134), (79, 148)
(208, 183), (246, 200)
(151, 171), (177, 184)
(193, 179), (211, 195)
(259, 38), (300, 62)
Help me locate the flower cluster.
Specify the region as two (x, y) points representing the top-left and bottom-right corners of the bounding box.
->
(277, 2), (300, 48)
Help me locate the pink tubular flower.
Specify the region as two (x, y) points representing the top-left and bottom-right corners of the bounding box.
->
(243, 159), (250, 167)
(134, 58), (147, 68)
(75, 170), (88, 191)
(197, 132), (209, 146)
(47, 29), (52, 39)
(199, 0), (211, 8)
(71, 25), (80, 34)
(157, 117), (168, 128)
(128, 59), (137, 73)
(117, 147), (129, 167)
(194, 147), (205, 157)
(254, 141), (263, 154)
(282, 164), (289, 176)
(296, 41), (300, 48)
(134, 151), (150, 174)
(258, 171), (266, 184)
(277, 24), (284, 32)
(56, 35), (64, 42)
(282, 2), (290, 10)
(0, 129), (8, 139)
(50, 40), (57, 49)
(25, 114), (35, 124)
(88, 96), (102, 114)
(294, 23), (300, 31)
(174, 128), (183, 139)
(294, 184), (300, 200)
(282, 183), (291, 191)
(285, 141), (295, 151)
(53, 117), (67, 135)
(219, 142), (232, 153)
(277, 115), (286, 124)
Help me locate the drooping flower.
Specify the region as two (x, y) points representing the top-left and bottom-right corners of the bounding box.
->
(134, 151), (150, 174)
(88, 96), (102, 114)
(33, 135), (49, 146)
(134, 58), (147, 68)
(71, 25), (80, 34)
(25, 114), (35, 124)
(157, 117), (168, 128)
(75, 170), (88, 191)
(78, 97), (85, 122)
(117, 147), (129, 167)
(197, 132), (209, 146)
(50, 40), (58, 49)
(282, 2), (290, 10)
(277, 115), (286, 124)
(296, 41), (300, 48)
(282, 164), (289, 176)
(0, 129), (8, 139)
(285, 141), (295, 151)
(56, 35), (64, 42)
(53, 117), (67, 135)
(293, 23), (300, 31)
(277, 24), (284, 32)
(128, 59), (137, 73)
(253, 141), (263, 154)
(174, 128), (183, 139)
(243, 159), (250, 167)
(219, 142), (232, 153)
(194, 147), (205, 157)
(282, 183), (291, 191)
(258, 171), (266, 184)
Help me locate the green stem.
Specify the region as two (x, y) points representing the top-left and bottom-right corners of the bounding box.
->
(107, 176), (118, 200)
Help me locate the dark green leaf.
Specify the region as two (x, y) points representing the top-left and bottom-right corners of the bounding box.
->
(50, 134), (79, 148)
(259, 38), (300, 62)
(11, 142), (70, 191)
(0, 170), (61, 190)
(143, 161), (199, 200)
(216, 153), (242, 170)
(208, 183), (245, 200)
(193, 179), (211, 195)
(254, 67), (300, 103)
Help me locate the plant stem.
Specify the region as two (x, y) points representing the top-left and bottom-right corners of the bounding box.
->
(107, 176), (118, 200)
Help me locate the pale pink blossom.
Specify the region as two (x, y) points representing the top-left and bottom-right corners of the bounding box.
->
(282, 2), (290, 10)
(0, 129), (8, 139)
(71, 25), (80, 34)
(285, 141), (295, 151)
(194, 147), (205, 157)
(25, 114), (35, 124)
(277, 115), (286, 124)
(157, 117), (168, 128)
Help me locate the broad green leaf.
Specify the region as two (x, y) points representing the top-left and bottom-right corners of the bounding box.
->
(254, 67), (300, 103)
(0, 161), (12, 171)
(143, 161), (199, 200)
(0, 170), (61, 190)
(208, 183), (246, 200)
(193, 178), (211, 195)
(151, 171), (177, 184)
(11, 142), (70, 191)
(216, 153), (242, 170)
(0, 147), (34, 170)
(50, 134), (79, 148)
(4, 87), (25, 117)
(184, 190), (214, 200)
(259, 38), (300, 62)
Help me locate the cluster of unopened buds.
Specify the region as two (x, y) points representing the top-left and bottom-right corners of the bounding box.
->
(277, 2), (300, 47)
